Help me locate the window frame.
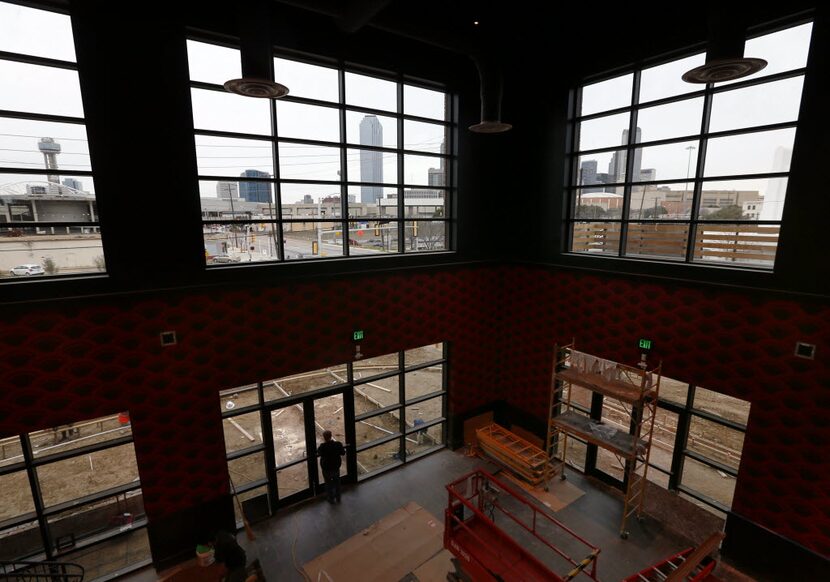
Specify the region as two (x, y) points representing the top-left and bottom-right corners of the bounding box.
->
(0, 1), (105, 283)
(0, 413), (149, 575)
(564, 16), (814, 272)
(187, 37), (455, 265)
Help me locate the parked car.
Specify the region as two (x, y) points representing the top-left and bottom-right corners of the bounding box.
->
(210, 254), (241, 264)
(9, 264), (45, 276)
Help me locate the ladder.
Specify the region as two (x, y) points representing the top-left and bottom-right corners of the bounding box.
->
(476, 424), (550, 485)
(623, 532), (724, 582)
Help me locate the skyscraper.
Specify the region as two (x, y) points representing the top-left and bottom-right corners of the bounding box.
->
(238, 169), (272, 203)
(427, 139), (447, 187)
(608, 127), (642, 183)
(359, 115), (383, 203)
(216, 181), (239, 199)
(62, 177), (83, 192)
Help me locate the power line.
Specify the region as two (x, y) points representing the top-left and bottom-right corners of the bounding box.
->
(0, 132), (87, 142)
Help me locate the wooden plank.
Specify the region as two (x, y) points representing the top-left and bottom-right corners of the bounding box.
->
(228, 418), (255, 442)
(696, 224), (780, 233)
(694, 234), (779, 243)
(557, 367), (653, 405)
(695, 245), (778, 256)
(694, 242), (777, 251)
(696, 251), (776, 261)
(627, 227), (690, 235)
(551, 411), (643, 459)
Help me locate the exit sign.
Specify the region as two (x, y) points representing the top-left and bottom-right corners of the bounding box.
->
(639, 338), (653, 351)
(353, 330), (364, 341)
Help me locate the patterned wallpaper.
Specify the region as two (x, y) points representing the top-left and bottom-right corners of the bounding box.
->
(1, 263), (827, 558)
(0, 267), (502, 522)
(495, 264), (830, 558)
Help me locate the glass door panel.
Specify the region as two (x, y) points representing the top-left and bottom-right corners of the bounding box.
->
(313, 393), (347, 489)
(271, 404), (309, 502)
(276, 462), (309, 499)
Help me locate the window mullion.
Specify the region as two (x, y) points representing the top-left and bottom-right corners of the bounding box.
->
(618, 70), (641, 257)
(686, 86), (713, 263)
(338, 68), (349, 257)
(397, 79), (405, 252)
(20, 433), (54, 560)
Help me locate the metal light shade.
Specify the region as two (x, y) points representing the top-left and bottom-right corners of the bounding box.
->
(469, 121), (513, 133)
(682, 57), (766, 83)
(683, 7), (767, 84)
(469, 55), (511, 133)
(225, 0), (289, 99)
(224, 78), (289, 98)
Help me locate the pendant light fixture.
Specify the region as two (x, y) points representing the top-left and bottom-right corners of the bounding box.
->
(682, 5), (767, 83)
(469, 54), (512, 133)
(224, 0), (289, 98)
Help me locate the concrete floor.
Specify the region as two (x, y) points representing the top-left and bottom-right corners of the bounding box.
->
(123, 448), (723, 582)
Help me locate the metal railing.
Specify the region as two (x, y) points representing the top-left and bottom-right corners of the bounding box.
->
(0, 560), (84, 581)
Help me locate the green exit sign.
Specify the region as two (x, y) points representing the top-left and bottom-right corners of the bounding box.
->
(353, 330), (364, 342)
(639, 338), (653, 351)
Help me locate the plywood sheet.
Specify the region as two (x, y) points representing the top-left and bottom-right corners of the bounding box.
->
(302, 502), (444, 582)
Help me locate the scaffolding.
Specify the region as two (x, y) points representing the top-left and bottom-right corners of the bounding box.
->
(545, 342), (661, 539)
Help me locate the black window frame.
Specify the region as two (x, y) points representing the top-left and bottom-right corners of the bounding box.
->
(186, 36), (456, 266)
(0, 413), (149, 577)
(564, 16), (814, 272)
(0, 1), (105, 283)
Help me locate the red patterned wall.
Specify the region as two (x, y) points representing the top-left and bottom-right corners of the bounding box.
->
(0, 266), (502, 522)
(2, 263), (828, 558)
(496, 264), (830, 557)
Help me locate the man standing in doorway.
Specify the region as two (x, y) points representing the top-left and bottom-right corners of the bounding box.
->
(317, 429), (346, 504)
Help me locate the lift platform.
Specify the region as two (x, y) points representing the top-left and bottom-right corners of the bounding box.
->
(622, 532), (724, 582)
(444, 469), (601, 582)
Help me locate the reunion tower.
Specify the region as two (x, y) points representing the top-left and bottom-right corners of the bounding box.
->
(38, 137), (62, 184)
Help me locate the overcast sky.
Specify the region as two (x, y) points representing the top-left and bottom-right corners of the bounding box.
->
(0, 3), (816, 216)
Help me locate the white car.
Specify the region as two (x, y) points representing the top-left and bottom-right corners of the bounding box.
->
(10, 264), (45, 276)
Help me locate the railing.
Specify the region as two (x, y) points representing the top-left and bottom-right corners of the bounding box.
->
(0, 560), (84, 581)
(571, 222), (780, 266)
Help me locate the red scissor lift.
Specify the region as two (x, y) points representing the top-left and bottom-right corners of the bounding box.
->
(444, 469), (601, 582)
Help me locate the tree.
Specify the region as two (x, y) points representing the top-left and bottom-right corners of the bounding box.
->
(576, 204), (606, 219)
(643, 206), (668, 218)
(705, 205), (744, 220)
(42, 257), (57, 275)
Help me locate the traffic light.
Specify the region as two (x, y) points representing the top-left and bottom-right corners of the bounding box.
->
(412, 221), (418, 236)
(374, 225), (381, 236)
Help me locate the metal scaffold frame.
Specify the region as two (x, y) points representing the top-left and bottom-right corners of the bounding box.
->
(545, 342), (661, 539)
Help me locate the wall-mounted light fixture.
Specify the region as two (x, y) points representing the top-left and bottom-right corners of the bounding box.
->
(224, 0), (289, 98)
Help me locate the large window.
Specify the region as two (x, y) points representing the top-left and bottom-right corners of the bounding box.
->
(187, 40), (453, 265)
(217, 343), (448, 517)
(0, 413), (150, 580)
(354, 343), (448, 478)
(0, 2), (104, 281)
(566, 20), (813, 270)
(566, 373), (750, 518)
